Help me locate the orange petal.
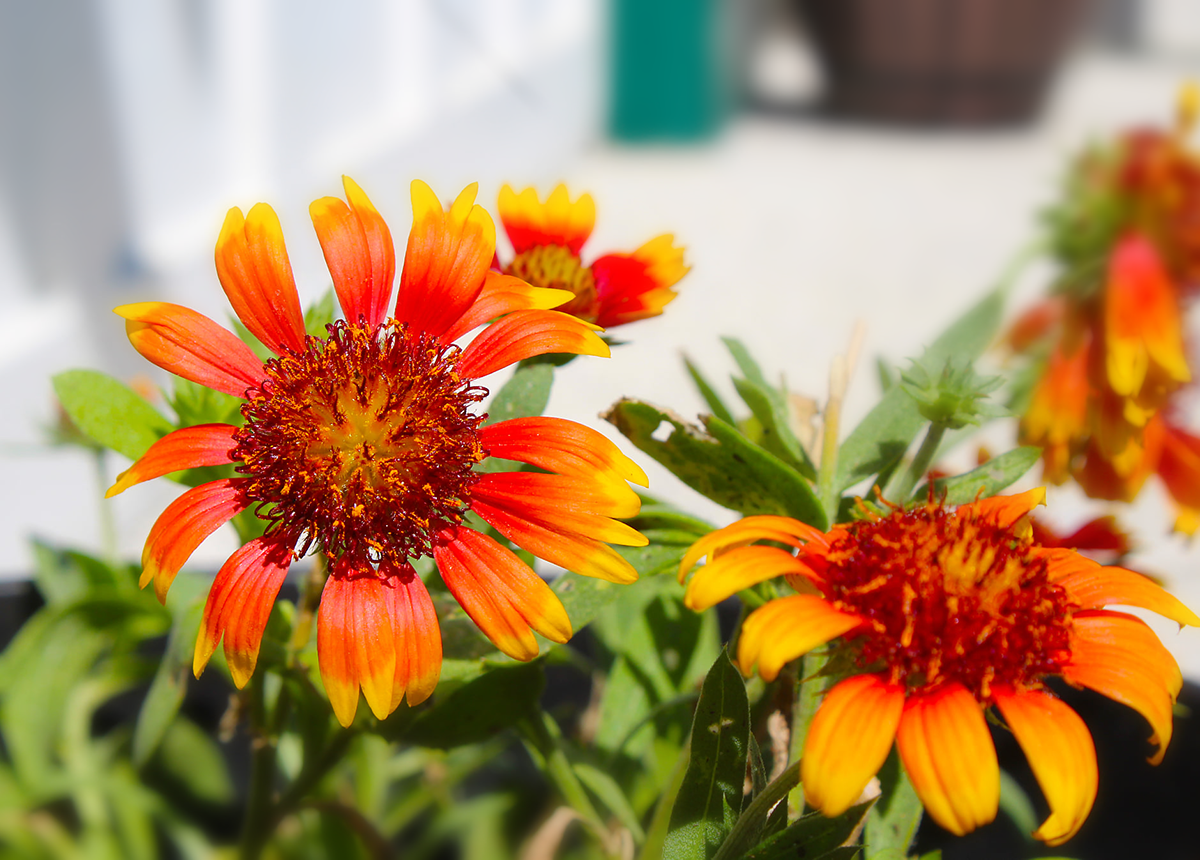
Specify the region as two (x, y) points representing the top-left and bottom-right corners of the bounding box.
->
(107, 424), (239, 498)
(684, 545), (821, 612)
(379, 562), (442, 708)
(1062, 610), (1182, 764)
(116, 302), (263, 398)
(498, 184), (595, 254)
(310, 177), (396, 328)
(442, 271), (573, 342)
(896, 684), (999, 836)
(434, 527), (572, 661)
(394, 181), (494, 338)
(140, 479), (249, 604)
(1158, 422), (1200, 529)
(193, 536), (292, 686)
(963, 487), (1046, 531)
(1019, 341), (1090, 484)
(737, 595), (863, 682)
(591, 234), (688, 328)
(214, 204), (306, 355)
(479, 416), (648, 487)
(471, 498), (639, 584)
(993, 687), (1097, 846)
(471, 476), (646, 546)
(473, 470), (641, 520)
(1052, 556), (1200, 627)
(679, 516), (830, 583)
(317, 566), (397, 726)
(456, 310), (608, 379)
(802, 675), (905, 816)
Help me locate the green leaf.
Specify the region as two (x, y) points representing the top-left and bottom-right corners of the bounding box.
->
(732, 376), (816, 479)
(998, 769), (1038, 841)
(683, 355), (737, 426)
(742, 803), (871, 860)
(721, 337), (768, 387)
(914, 447), (1041, 505)
(132, 577), (208, 767)
(304, 287), (336, 336)
(864, 748), (921, 860)
(168, 378), (243, 429)
(230, 317), (273, 362)
(663, 650), (750, 860)
(604, 399), (827, 529)
(483, 364), (553, 426)
(52, 370), (173, 461)
(154, 716), (234, 804)
(576, 762), (646, 843)
(402, 661), (545, 749)
(835, 287), (1007, 492)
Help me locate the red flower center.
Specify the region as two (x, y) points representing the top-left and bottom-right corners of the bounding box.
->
(820, 505), (1075, 701)
(231, 320), (486, 564)
(506, 245), (598, 322)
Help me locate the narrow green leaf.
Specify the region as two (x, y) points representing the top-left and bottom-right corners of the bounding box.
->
(998, 769), (1038, 841)
(742, 803), (871, 860)
(604, 399), (827, 528)
(721, 337), (768, 387)
(684, 355), (737, 426)
(663, 650), (750, 860)
(732, 376), (817, 479)
(576, 762), (646, 843)
(483, 364), (553, 426)
(402, 661), (545, 749)
(52, 370), (173, 461)
(154, 717), (234, 804)
(304, 287), (336, 336)
(914, 447), (1041, 505)
(835, 287), (1007, 492)
(864, 748), (922, 859)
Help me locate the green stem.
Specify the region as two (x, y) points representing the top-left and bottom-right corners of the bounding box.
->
(889, 422), (946, 504)
(275, 728), (356, 818)
(519, 712), (609, 844)
(788, 651), (831, 815)
(239, 673), (282, 860)
(712, 760), (801, 860)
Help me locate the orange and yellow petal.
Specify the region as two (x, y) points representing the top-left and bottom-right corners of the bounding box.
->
(1048, 553), (1200, 627)
(434, 526), (572, 661)
(394, 181), (494, 338)
(963, 487), (1046, 532)
(895, 684), (999, 837)
(317, 567), (398, 727)
(737, 595), (863, 682)
(116, 302), (263, 398)
(683, 545), (822, 612)
(679, 516), (831, 582)
(1104, 235), (1190, 400)
(993, 687), (1097, 846)
(591, 235), (689, 329)
(802, 674), (905, 817)
(310, 176), (395, 328)
(140, 478), (249, 604)
(193, 536), (292, 686)
(498, 184), (595, 255)
(456, 309), (608, 379)
(1062, 610), (1182, 764)
(107, 424), (239, 498)
(379, 563), (442, 708)
(442, 271), (573, 342)
(479, 417), (648, 489)
(214, 204), (307, 356)
(1157, 422), (1200, 534)
(473, 470), (642, 521)
(471, 498), (639, 584)
(1019, 341), (1090, 483)
(1074, 423), (1162, 502)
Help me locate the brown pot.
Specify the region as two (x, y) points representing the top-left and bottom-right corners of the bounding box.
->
(796, 0), (1091, 125)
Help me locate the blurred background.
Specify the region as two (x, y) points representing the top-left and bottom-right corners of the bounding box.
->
(3, 0), (1200, 638)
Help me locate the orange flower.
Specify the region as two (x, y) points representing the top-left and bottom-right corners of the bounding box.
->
(680, 490), (1198, 845)
(1019, 334), (1090, 483)
(497, 184), (688, 328)
(109, 178), (648, 726)
(1157, 421), (1200, 534)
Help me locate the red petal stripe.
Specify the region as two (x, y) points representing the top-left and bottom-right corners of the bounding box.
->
(116, 302), (263, 398)
(456, 310), (609, 379)
(107, 424), (238, 498)
(193, 535), (292, 686)
(140, 478), (249, 604)
(214, 204), (306, 355)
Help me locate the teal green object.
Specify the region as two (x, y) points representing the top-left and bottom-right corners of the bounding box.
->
(609, 0), (729, 141)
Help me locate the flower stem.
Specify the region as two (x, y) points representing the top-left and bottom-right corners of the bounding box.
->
(888, 422), (946, 504)
(239, 672), (282, 860)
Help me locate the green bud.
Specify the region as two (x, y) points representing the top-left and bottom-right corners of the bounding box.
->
(899, 358), (1004, 430)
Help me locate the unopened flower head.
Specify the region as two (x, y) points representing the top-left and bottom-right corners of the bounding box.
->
(680, 489), (1198, 845)
(110, 178), (649, 726)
